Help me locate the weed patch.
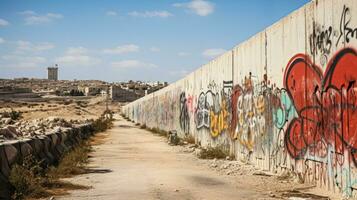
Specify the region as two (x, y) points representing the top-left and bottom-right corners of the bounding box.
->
(9, 111), (114, 199)
(48, 141), (92, 178)
(9, 142), (92, 199)
(92, 115), (113, 133)
(9, 157), (49, 199)
(183, 135), (195, 144)
(148, 127), (168, 137)
(198, 146), (229, 159)
(1, 110), (22, 120)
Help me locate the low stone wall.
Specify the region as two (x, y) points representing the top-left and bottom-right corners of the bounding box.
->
(0, 124), (94, 199)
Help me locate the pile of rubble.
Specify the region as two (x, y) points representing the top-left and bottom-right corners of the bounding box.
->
(207, 158), (258, 176)
(177, 143), (287, 177)
(0, 116), (88, 142)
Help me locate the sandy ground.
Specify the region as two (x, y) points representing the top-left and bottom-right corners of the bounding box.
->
(56, 116), (339, 200)
(0, 96), (121, 121)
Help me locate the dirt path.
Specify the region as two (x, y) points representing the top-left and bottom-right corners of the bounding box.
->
(58, 116), (333, 200)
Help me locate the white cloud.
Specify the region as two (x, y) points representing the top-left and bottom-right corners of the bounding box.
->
(173, 0), (214, 16)
(111, 60), (158, 69)
(66, 47), (88, 55)
(15, 40), (55, 52)
(1, 54), (46, 68)
(106, 11), (118, 16)
(202, 48), (226, 58)
(178, 52), (190, 56)
(55, 47), (101, 66)
(128, 11), (173, 18)
(102, 44), (139, 54)
(0, 38), (4, 44)
(19, 10), (63, 25)
(0, 18), (9, 26)
(150, 47), (160, 52)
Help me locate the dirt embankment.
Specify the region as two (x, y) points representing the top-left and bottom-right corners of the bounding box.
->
(0, 96), (121, 142)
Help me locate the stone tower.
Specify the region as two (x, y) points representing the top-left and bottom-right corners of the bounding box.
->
(47, 64), (58, 81)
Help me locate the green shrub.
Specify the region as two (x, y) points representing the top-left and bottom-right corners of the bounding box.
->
(2, 110), (22, 120)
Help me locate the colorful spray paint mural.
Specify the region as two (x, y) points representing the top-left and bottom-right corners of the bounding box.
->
(194, 81), (232, 138)
(123, 1), (357, 198)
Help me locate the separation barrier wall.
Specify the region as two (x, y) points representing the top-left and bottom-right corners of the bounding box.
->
(122, 0), (357, 197)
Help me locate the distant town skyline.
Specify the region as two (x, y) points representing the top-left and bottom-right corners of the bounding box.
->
(0, 0), (310, 83)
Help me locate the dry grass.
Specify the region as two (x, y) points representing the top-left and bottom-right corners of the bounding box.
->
(9, 159), (50, 199)
(92, 115), (113, 133)
(9, 142), (92, 199)
(183, 135), (195, 144)
(149, 127), (168, 137)
(48, 141), (92, 178)
(198, 146), (229, 159)
(9, 111), (114, 199)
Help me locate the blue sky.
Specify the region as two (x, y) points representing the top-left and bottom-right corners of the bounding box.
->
(0, 0), (310, 82)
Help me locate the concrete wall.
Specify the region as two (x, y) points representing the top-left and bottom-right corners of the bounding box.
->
(123, 0), (357, 197)
(0, 124), (94, 199)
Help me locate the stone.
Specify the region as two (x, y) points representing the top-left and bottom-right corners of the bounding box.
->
(0, 126), (20, 139)
(210, 163), (218, 168)
(195, 148), (202, 157)
(2, 118), (12, 125)
(4, 144), (18, 166)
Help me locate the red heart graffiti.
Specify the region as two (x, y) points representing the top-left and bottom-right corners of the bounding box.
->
(284, 48), (357, 165)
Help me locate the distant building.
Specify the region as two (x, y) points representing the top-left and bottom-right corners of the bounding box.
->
(47, 65), (58, 81)
(109, 85), (140, 102)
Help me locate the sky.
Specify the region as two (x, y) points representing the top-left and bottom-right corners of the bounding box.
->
(0, 0), (311, 83)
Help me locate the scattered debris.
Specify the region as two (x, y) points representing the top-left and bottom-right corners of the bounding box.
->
(0, 116), (88, 140)
(252, 171), (274, 177)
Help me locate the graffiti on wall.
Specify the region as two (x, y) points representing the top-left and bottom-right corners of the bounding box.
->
(309, 5), (357, 66)
(283, 48), (357, 167)
(336, 5), (357, 47)
(179, 92), (190, 135)
(124, 3), (357, 198)
(210, 81), (232, 137)
(194, 81), (233, 138)
(227, 72), (298, 165)
(230, 73), (264, 151)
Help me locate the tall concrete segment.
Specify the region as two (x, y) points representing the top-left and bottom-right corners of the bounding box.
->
(48, 64), (59, 81)
(123, 0), (357, 197)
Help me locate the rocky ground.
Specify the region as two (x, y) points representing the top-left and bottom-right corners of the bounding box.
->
(175, 144), (342, 200)
(0, 96), (121, 142)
